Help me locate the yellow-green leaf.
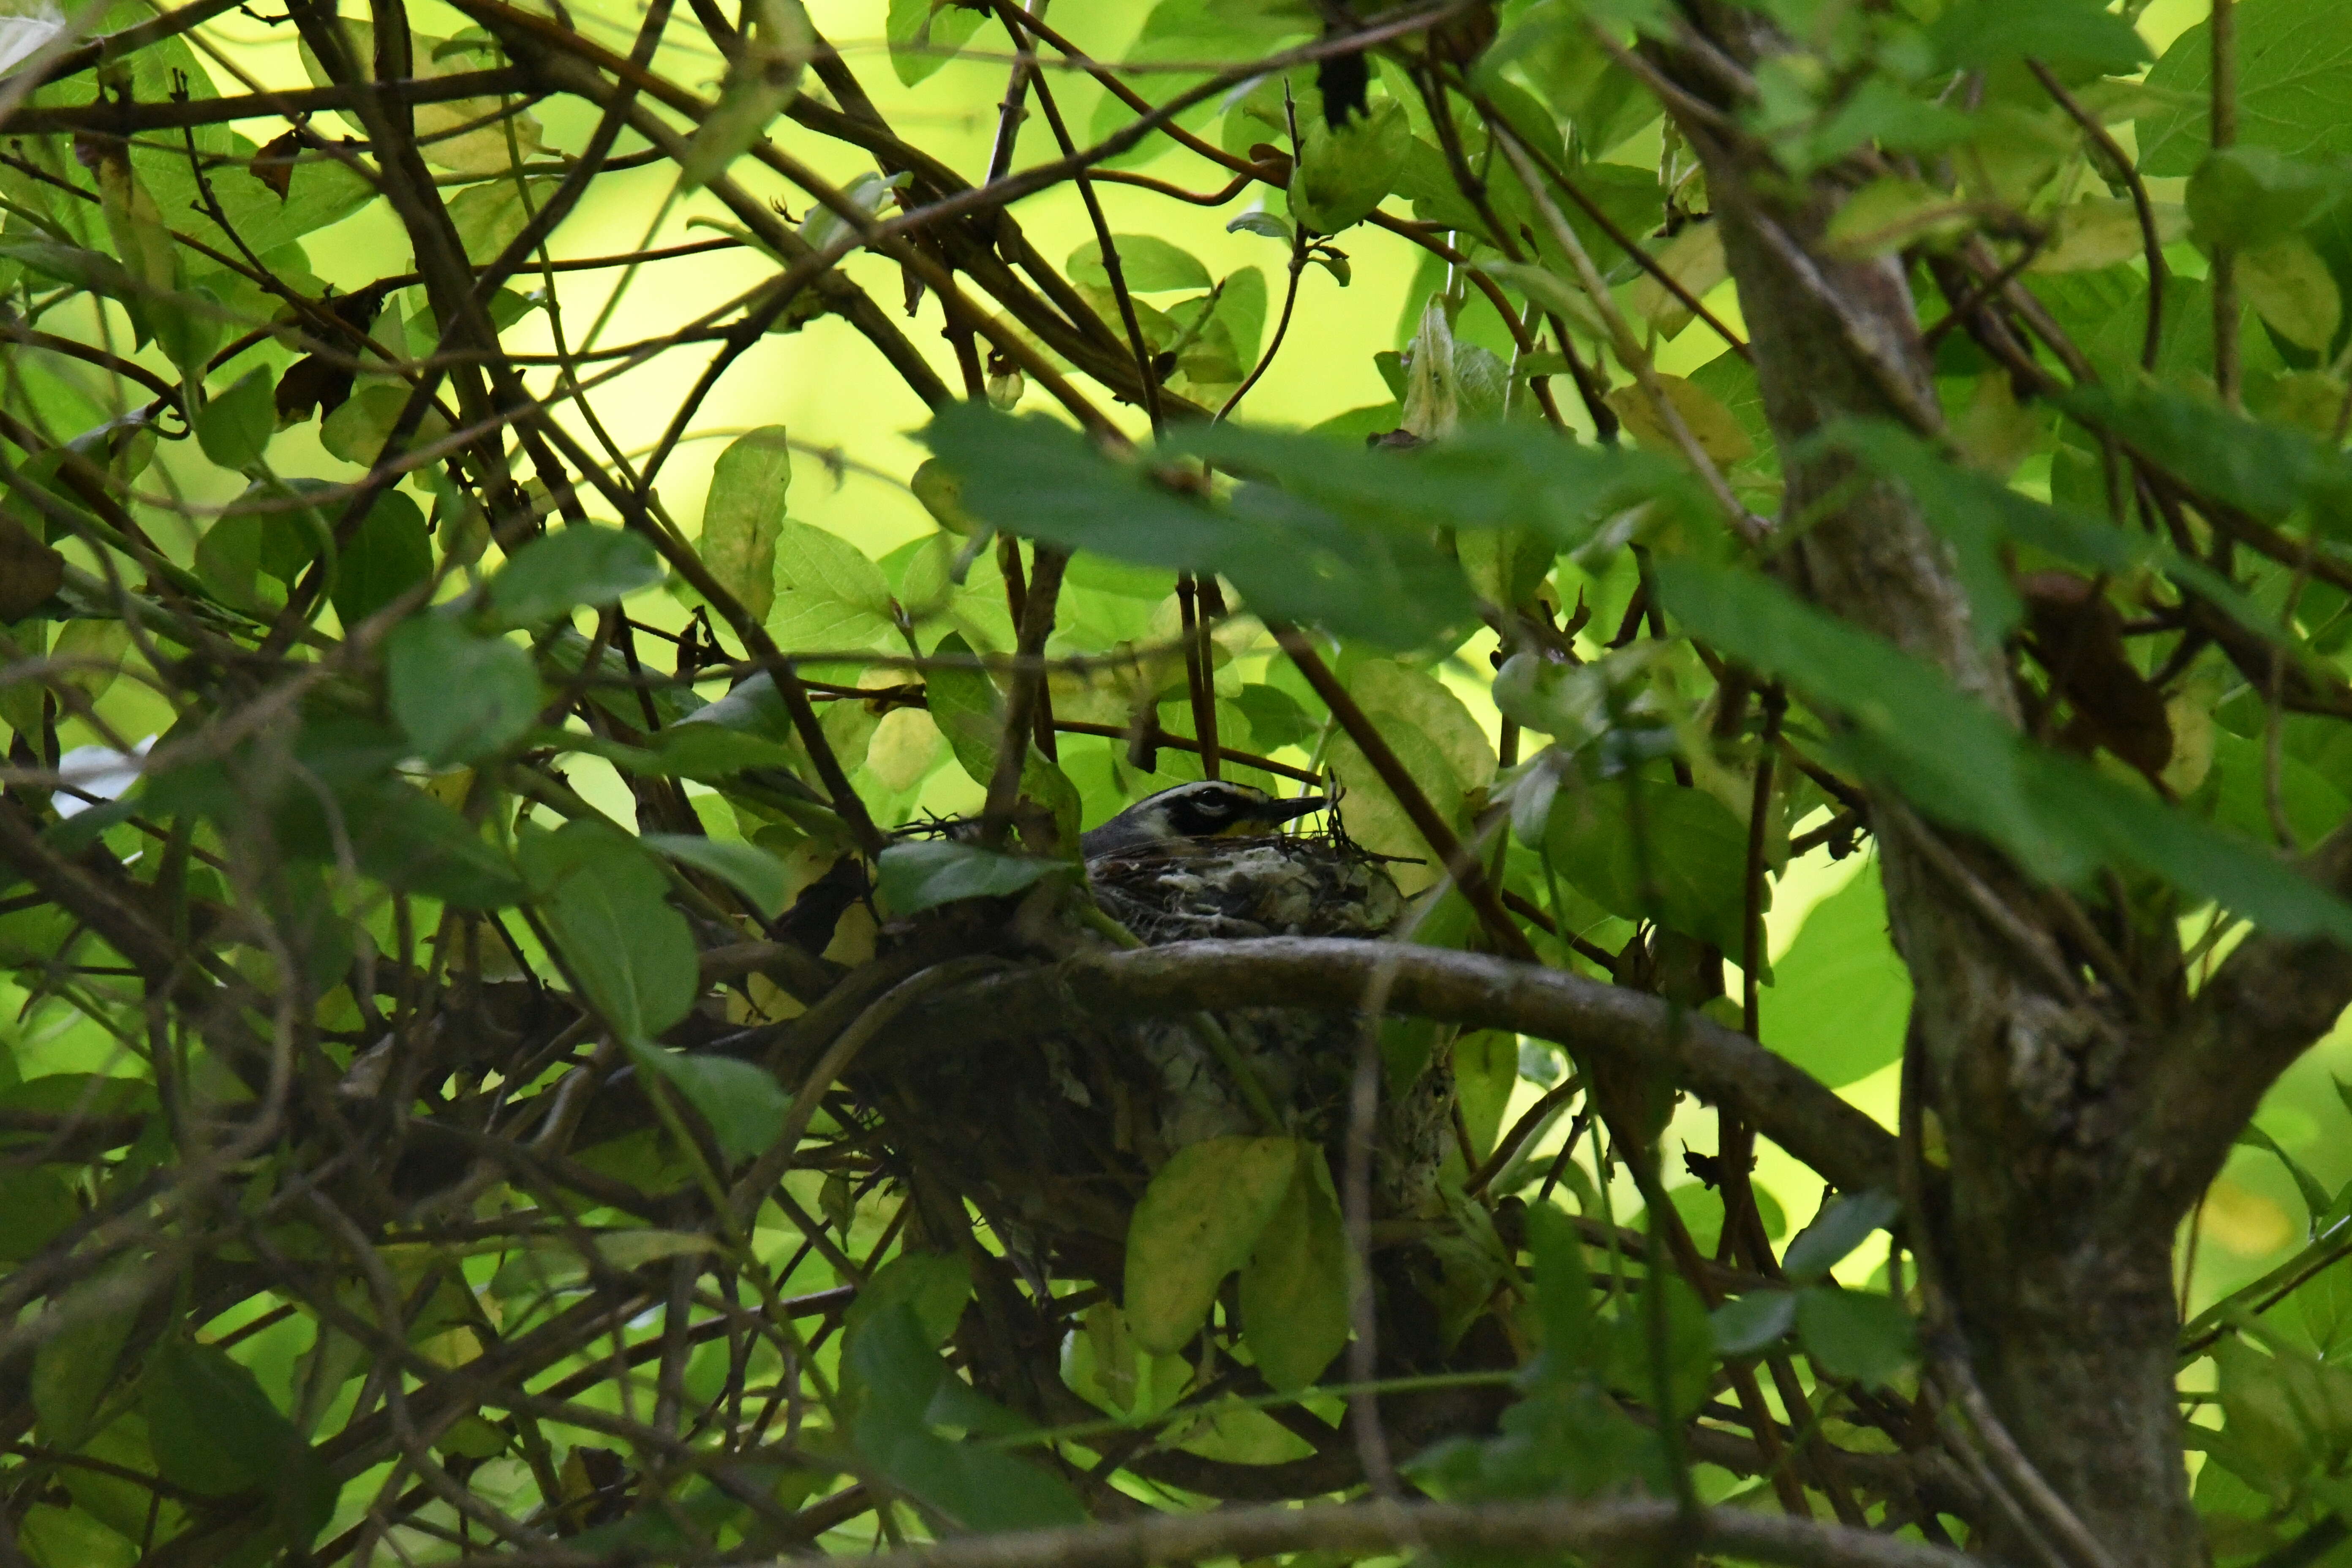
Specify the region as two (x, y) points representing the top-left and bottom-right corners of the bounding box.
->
(1239, 1144), (1351, 1393)
(1125, 1136), (1298, 1354)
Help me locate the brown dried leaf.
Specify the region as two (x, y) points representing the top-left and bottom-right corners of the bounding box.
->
(2019, 571), (2172, 778)
(248, 131), (300, 201)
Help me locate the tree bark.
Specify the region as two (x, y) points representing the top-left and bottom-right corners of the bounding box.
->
(1658, 13), (2212, 1556)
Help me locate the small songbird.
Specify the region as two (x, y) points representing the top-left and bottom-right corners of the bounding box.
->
(1079, 780), (1328, 860)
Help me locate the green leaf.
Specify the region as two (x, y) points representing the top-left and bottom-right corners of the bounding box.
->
(873, 839), (1073, 916)
(770, 519), (896, 649)
(1657, 560), (2352, 942)
(841, 1251), (974, 1363)
(2067, 383), (2348, 528)
(1712, 1288), (1797, 1356)
(2209, 729), (2350, 852)
(640, 833), (790, 917)
(329, 488), (429, 628)
(183, 142), (375, 256)
(1453, 1029), (1520, 1164)
(1291, 98), (1409, 234)
(340, 781), (525, 907)
(1819, 419), (2275, 649)
(1783, 1190), (1901, 1285)
(488, 524), (664, 626)
(1065, 235), (1211, 292)
(1794, 1286), (1915, 1388)
(0, 1167), (79, 1262)
(675, 671), (797, 743)
(1320, 657), (1495, 896)
(387, 614), (541, 766)
(195, 368), (277, 472)
(33, 1266), (139, 1447)
(921, 406), (1478, 647)
(1925, 0), (2148, 75)
(701, 426), (792, 623)
(1125, 1135), (1298, 1353)
(2216, 1336), (2339, 1490)
(921, 632), (1083, 845)
(320, 383), (450, 468)
(1525, 1202), (1602, 1375)
(20, 1502), (136, 1568)
(681, 0), (811, 188)
(1822, 176), (1975, 260)
(909, 458), (983, 535)
(886, 0), (988, 85)
(1239, 1143), (1351, 1393)
(2240, 237), (2343, 351)
(1228, 210), (1293, 243)
(1169, 419), (1678, 548)
(845, 1304), (1088, 1529)
(196, 478), (331, 616)
(142, 1336), (298, 1494)
(630, 1047), (789, 1162)
(1234, 683), (1312, 750)
(522, 822), (699, 1040)
(2238, 1123), (2336, 1225)
(1481, 257), (1611, 342)
(1602, 1271), (1717, 1421)
(444, 177), (561, 265)
(1757, 863), (1911, 1089)
(2187, 146), (2349, 252)
(0, 241), (139, 306)
(1546, 776), (1756, 955)
(2139, 0), (2352, 177)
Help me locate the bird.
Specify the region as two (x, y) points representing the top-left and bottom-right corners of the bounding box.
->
(1078, 780), (1328, 860)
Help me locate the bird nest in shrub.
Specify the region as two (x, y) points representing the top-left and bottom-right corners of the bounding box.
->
(861, 831), (1455, 1287)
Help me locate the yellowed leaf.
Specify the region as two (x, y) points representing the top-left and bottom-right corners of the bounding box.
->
(1824, 176), (1972, 261)
(2240, 237), (2341, 352)
(1949, 371), (2046, 479)
(1125, 1136), (1298, 1354)
(1607, 373), (1754, 468)
(2257, 370), (2350, 438)
(2032, 198), (2185, 273)
(866, 706), (944, 794)
(1629, 221), (1727, 339)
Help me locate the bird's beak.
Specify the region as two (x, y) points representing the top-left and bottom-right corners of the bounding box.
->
(1261, 794), (1328, 825)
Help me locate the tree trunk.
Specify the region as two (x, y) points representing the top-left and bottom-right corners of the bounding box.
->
(1667, 35), (2205, 1555)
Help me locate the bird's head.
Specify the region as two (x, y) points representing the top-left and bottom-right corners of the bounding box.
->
(1081, 780), (1328, 858)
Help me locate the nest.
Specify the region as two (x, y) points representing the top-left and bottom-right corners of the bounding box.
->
(872, 833), (1455, 1283)
(1085, 831), (1406, 943)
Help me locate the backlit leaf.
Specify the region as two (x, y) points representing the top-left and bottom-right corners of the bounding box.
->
(489, 525), (663, 626)
(1239, 1143), (1350, 1393)
(2140, 0), (2352, 177)
(1125, 1136), (1298, 1353)
(701, 426), (792, 623)
(1065, 235), (1211, 293)
(522, 823), (698, 1041)
(640, 833), (791, 917)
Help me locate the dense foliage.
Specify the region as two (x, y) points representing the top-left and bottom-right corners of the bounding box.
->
(7, 0), (2352, 1562)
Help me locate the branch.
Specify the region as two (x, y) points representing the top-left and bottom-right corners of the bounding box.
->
(894, 937), (1898, 1193)
(0, 67), (535, 135)
(2147, 819), (2352, 1220)
(0, 0), (249, 100)
(812, 1496), (1971, 1568)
